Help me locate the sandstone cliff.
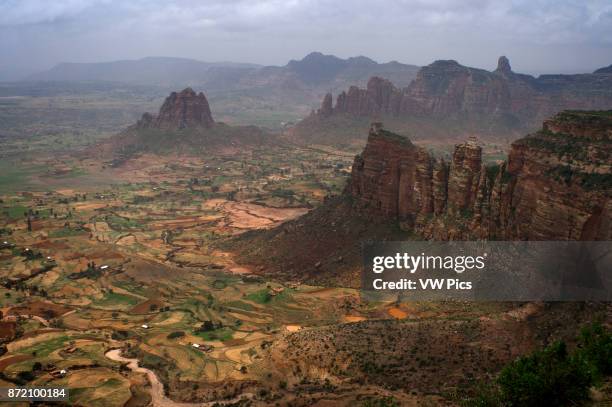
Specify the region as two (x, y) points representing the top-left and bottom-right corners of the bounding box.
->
(298, 57), (612, 144)
(137, 87), (214, 130)
(349, 112), (611, 240)
(231, 111), (611, 286)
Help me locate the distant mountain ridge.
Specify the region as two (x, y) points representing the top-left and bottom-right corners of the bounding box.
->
(26, 52), (420, 89)
(294, 56), (612, 144)
(26, 53), (421, 127)
(26, 56), (260, 85)
(23, 54), (612, 133)
(594, 64), (612, 74)
(284, 52), (418, 86)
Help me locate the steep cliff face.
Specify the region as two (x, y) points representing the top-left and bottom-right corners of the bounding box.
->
(300, 57), (612, 143)
(137, 87), (214, 130)
(231, 111), (610, 286)
(349, 112), (611, 240)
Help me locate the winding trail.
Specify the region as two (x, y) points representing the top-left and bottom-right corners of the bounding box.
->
(104, 349), (252, 407)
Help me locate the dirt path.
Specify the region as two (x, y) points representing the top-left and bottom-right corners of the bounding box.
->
(104, 349), (252, 407)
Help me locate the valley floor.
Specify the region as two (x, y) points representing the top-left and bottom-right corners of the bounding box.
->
(0, 144), (608, 406)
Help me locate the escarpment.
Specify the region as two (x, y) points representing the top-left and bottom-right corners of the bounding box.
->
(299, 56), (612, 145)
(230, 111), (610, 286)
(349, 111), (611, 240)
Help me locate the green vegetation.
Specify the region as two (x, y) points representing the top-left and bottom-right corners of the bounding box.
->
(3, 204), (28, 220)
(18, 335), (70, 357)
(361, 396), (400, 407)
(94, 291), (140, 308)
(546, 165), (612, 190)
(49, 226), (87, 238)
(485, 164), (501, 184)
(211, 279), (228, 290)
(105, 214), (142, 231)
(167, 331), (185, 339)
(194, 326), (234, 342)
(0, 162), (45, 192)
(246, 289), (272, 304)
(464, 323), (611, 407)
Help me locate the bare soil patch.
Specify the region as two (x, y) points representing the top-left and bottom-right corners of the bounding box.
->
(8, 301), (72, 319)
(130, 299), (165, 314)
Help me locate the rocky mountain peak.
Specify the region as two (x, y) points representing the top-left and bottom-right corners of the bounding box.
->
(594, 64), (612, 74)
(496, 55), (512, 74)
(137, 87), (214, 130)
(318, 93), (333, 117)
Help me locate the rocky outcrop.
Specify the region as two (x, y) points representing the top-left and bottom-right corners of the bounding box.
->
(318, 93), (333, 117)
(95, 87), (274, 158)
(308, 57), (612, 136)
(137, 87), (214, 130)
(495, 55), (512, 75)
(349, 112), (611, 240)
(594, 64), (612, 74)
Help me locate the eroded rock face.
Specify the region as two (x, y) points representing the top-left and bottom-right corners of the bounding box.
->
(138, 87), (214, 130)
(311, 57), (612, 132)
(318, 93), (333, 117)
(349, 112), (611, 240)
(349, 122), (421, 220)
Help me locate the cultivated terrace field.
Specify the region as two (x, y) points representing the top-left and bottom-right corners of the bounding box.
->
(0, 136), (608, 406)
(0, 141), (378, 406)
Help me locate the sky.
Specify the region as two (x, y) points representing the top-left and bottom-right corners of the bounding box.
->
(1, 0), (611, 80)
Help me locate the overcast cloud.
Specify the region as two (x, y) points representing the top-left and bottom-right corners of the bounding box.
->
(1, 0), (611, 80)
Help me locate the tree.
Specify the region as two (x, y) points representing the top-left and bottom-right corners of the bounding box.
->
(498, 341), (592, 406)
(167, 331), (185, 339)
(466, 323), (611, 407)
(200, 321), (215, 332)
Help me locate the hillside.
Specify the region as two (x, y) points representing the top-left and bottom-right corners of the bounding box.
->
(231, 111), (612, 286)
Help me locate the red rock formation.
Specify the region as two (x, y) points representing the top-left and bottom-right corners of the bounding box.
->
(349, 122), (421, 219)
(138, 87), (214, 130)
(349, 112), (611, 240)
(309, 57), (612, 134)
(318, 93), (333, 117)
(495, 55), (512, 75)
(447, 138), (482, 216)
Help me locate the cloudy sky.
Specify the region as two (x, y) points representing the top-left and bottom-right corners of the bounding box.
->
(1, 0), (611, 80)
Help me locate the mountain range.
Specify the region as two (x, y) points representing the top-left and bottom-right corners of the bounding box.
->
(27, 53), (420, 92)
(293, 56), (612, 144)
(13, 52), (612, 136)
(23, 52), (420, 127)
